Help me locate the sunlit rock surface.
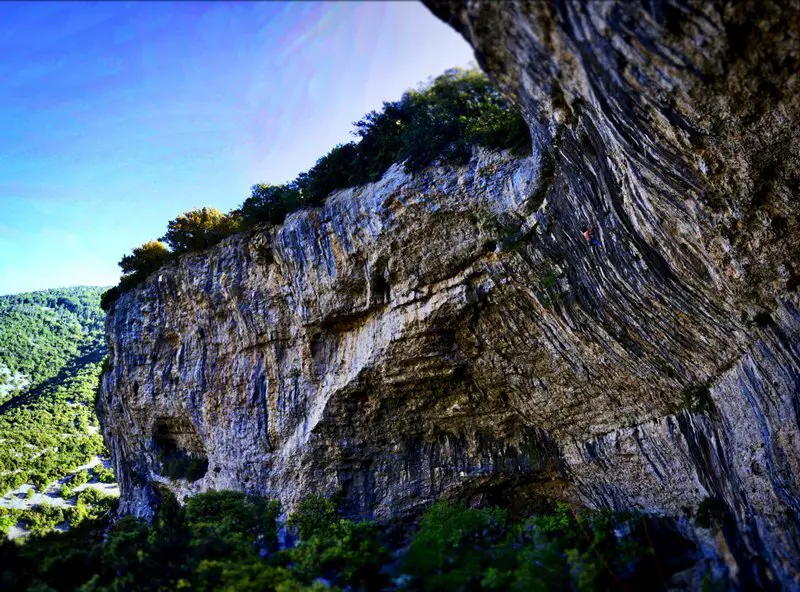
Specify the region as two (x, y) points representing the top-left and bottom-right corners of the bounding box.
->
(100, 1), (799, 588)
(99, 150), (564, 523)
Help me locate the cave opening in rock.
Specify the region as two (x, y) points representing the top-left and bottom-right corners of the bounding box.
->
(371, 272), (391, 305)
(152, 417), (208, 482)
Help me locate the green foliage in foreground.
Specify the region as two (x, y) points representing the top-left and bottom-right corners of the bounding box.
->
(0, 287), (108, 496)
(402, 501), (659, 592)
(0, 491), (668, 592)
(102, 68), (532, 311)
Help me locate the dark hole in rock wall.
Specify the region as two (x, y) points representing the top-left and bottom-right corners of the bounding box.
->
(788, 271), (800, 293)
(771, 215), (788, 233)
(336, 461), (377, 521)
(753, 311), (775, 328)
(152, 417), (208, 482)
(436, 329), (458, 358)
(310, 333), (324, 361)
(255, 241), (274, 266)
(371, 272), (391, 306)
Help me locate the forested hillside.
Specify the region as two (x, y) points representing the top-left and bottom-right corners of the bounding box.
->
(0, 287), (105, 402)
(0, 287), (113, 524)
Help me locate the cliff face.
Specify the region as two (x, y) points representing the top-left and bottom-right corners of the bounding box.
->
(420, 1), (800, 586)
(100, 1), (800, 588)
(100, 151), (565, 522)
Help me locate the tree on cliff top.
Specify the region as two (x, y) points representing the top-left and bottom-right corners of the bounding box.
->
(103, 68), (530, 311)
(118, 240), (170, 277)
(240, 183), (303, 226)
(105, 240), (172, 307)
(162, 207), (243, 253)
(241, 68), (531, 222)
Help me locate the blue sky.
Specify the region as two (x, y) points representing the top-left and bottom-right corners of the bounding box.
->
(0, 1), (473, 295)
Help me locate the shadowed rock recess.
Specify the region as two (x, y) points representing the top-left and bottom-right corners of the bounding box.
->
(99, 1), (799, 588)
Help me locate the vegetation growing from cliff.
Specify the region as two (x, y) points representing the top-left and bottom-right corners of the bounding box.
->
(0, 288), (110, 497)
(101, 68), (531, 311)
(162, 208), (243, 253)
(0, 491), (677, 591)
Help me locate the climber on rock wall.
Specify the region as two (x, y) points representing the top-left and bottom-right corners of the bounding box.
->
(581, 224), (601, 247)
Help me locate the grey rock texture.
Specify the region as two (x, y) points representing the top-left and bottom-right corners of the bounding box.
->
(99, 150), (564, 524)
(100, 1), (800, 588)
(421, 1), (800, 588)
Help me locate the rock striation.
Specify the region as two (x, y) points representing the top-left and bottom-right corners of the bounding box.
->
(99, 151), (565, 522)
(99, 1), (800, 588)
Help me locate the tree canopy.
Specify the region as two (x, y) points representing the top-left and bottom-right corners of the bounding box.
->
(102, 68), (531, 311)
(0, 491), (678, 592)
(162, 208), (242, 254)
(118, 241), (170, 276)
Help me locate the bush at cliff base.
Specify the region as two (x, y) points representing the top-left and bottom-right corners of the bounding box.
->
(0, 489), (696, 592)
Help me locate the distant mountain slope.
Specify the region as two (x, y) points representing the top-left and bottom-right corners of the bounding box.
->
(0, 287), (106, 402)
(0, 287), (108, 495)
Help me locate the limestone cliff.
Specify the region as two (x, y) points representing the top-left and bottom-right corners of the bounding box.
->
(99, 1), (800, 589)
(100, 151), (563, 522)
